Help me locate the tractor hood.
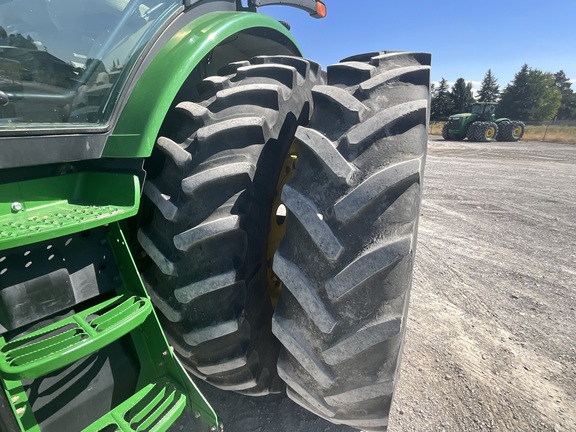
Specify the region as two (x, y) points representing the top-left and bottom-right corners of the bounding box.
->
(449, 113), (473, 120)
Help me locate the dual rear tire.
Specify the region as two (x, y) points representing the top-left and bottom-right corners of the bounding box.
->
(139, 52), (431, 430)
(467, 121), (498, 142)
(467, 120), (525, 142)
(497, 120), (525, 141)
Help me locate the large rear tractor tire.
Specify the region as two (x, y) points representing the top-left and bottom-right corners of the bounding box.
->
(441, 122), (451, 140)
(496, 121), (510, 141)
(466, 121), (480, 141)
(272, 51), (431, 431)
(138, 56), (324, 395)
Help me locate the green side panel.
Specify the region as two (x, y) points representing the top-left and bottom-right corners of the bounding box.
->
(0, 172), (140, 250)
(103, 11), (299, 159)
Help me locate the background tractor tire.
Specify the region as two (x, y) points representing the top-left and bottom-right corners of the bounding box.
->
(442, 122), (451, 140)
(271, 51), (431, 431)
(478, 121), (498, 142)
(481, 122), (498, 142)
(466, 121), (480, 141)
(496, 121), (510, 141)
(452, 133), (465, 141)
(505, 121), (525, 141)
(138, 56), (325, 395)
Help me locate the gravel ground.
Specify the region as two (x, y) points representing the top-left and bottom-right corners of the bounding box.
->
(197, 138), (576, 432)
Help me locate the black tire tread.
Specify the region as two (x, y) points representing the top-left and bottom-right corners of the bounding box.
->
(272, 252), (338, 333)
(501, 120), (525, 141)
(442, 122), (451, 140)
(343, 100), (427, 150)
(333, 160), (421, 223)
(325, 236), (412, 301)
(280, 184), (344, 262)
(295, 126), (356, 184)
(273, 316), (335, 389)
(466, 121), (479, 141)
(327, 62), (376, 86)
(272, 51), (430, 430)
(496, 121), (510, 141)
(139, 56), (324, 394)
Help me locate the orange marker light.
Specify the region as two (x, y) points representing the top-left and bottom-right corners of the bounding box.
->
(315, 1), (327, 18)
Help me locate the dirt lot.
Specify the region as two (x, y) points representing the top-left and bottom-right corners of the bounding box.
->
(197, 138), (576, 432)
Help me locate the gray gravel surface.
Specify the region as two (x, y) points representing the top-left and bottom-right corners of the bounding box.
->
(197, 138), (576, 432)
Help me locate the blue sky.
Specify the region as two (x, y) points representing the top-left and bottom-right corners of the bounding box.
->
(263, 0), (576, 92)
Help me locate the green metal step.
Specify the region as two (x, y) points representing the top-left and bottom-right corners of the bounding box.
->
(0, 223), (219, 431)
(0, 294), (152, 380)
(0, 172), (140, 250)
(84, 380), (188, 432)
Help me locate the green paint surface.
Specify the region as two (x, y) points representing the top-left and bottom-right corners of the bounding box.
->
(104, 11), (298, 158)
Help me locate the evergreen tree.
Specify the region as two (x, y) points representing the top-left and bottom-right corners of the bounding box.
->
(450, 78), (475, 113)
(554, 70), (576, 120)
(498, 65), (561, 121)
(477, 69), (500, 102)
(430, 78), (454, 120)
(498, 64), (529, 119)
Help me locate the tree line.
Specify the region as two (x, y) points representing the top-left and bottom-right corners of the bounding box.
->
(431, 65), (576, 122)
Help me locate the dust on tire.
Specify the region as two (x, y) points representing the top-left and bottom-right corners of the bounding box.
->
(272, 52), (431, 431)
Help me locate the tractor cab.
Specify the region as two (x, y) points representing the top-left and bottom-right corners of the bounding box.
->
(470, 102), (496, 121)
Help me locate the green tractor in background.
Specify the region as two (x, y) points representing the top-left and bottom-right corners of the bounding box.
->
(442, 102), (526, 142)
(0, 1), (431, 431)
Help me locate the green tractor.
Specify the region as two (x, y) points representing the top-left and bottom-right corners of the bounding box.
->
(442, 102), (526, 142)
(0, 1), (431, 431)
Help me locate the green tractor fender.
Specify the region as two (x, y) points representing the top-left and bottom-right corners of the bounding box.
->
(495, 117), (511, 124)
(104, 11), (301, 158)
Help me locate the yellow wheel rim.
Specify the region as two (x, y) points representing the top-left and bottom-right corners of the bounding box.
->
(513, 125), (522, 138)
(266, 140), (299, 307)
(486, 127), (495, 139)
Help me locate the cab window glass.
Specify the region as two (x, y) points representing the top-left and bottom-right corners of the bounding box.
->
(0, 0), (179, 129)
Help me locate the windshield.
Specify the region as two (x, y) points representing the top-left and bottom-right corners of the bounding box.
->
(470, 104), (484, 114)
(0, 0), (180, 131)
(471, 104), (495, 115)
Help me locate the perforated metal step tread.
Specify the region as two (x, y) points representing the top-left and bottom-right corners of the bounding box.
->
(1, 205), (126, 238)
(0, 294), (152, 379)
(0, 172), (139, 250)
(84, 380), (187, 432)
